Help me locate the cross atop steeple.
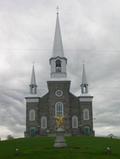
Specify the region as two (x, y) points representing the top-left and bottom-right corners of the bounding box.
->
(56, 6), (59, 14)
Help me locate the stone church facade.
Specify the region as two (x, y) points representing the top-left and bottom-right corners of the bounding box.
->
(25, 11), (95, 137)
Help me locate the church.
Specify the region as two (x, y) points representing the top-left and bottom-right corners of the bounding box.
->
(25, 10), (95, 137)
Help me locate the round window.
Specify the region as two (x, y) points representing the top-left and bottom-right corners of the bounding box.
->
(55, 90), (63, 97)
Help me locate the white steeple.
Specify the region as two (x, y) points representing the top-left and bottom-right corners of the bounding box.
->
(31, 65), (36, 85)
(81, 63), (88, 94)
(49, 7), (67, 79)
(53, 7), (64, 57)
(29, 64), (37, 94)
(82, 63), (87, 84)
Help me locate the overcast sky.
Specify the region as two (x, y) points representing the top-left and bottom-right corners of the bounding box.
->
(0, 0), (120, 139)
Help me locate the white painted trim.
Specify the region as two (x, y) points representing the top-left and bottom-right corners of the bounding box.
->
(83, 109), (90, 120)
(72, 115), (78, 128)
(26, 94), (39, 97)
(41, 116), (47, 129)
(29, 109), (35, 121)
(79, 98), (92, 102)
(26, 98), (39, 103)
(55, 102), (64, 116)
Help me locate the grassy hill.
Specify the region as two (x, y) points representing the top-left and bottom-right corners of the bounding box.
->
(0, 136), (120, 159)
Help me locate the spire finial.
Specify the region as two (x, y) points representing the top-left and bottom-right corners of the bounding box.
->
(56, 6), (59, 14)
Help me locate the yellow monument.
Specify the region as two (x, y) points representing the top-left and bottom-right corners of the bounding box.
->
(55, 116), (64, 128)
(54, 115), (67, 148)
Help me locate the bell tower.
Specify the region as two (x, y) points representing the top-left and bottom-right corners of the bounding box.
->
(49, 8), (67, 78)
(79, 63), (94, 136)
(47, 8), (71, 133)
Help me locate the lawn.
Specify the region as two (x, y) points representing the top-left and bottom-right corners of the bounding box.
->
(0, 136), (120, 159)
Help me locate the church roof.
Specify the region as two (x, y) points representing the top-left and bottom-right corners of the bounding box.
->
(82, 63), (88, 84)
(53, 11), (64, 57)
(30, 64), (37, 85)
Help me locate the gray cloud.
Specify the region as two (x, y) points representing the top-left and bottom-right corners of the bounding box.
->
(0, 0), (120, 139)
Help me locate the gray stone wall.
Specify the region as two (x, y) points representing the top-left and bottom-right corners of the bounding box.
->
(47, 81), (71, 133)
(25, 82), (94, 137)
(25, 97), (40, 136)
(80, 99), (94, 135)
(39, 93), (49, 135)
(69, 93), (80, 135)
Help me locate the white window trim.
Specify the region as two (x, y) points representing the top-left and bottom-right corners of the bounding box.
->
(83, 109), (90, 120)
(26, 98), (39, 103)
(41, 116), (47, 129)
(55, 102), (64, 117)
(72, 115), (78, 128)
(29, 109), (35, 121)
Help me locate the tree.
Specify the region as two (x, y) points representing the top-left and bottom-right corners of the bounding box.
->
(7, 135), (14, 140)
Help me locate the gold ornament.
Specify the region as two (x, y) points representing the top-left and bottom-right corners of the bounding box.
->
(55, 116), (64, 128)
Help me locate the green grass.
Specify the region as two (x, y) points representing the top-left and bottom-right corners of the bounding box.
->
(0, 136), (120, 159)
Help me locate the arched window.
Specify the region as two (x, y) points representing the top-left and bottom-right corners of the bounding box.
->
(84, 126), (91, 136)
(41, 116), (47, 129)
(56, 60), (61, 72)
(29, 109), (35, 121)
(55, 102), (64, 116)
(72, 116), (78, 128)
(83, 109), (90, 120)
(83, 86), (86, 93)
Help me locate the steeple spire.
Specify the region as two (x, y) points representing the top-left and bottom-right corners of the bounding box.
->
(81, 63), (88, 94)
(53, 7), (64, 57)
(82, 63), (87, 84)
(29, 64), (37, 94)
(49, 8), (67, 78)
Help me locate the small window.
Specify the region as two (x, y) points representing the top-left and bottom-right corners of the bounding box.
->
(83, 86), (86, 93)
(56, 59), (61, 67)
(41, 116), (47, 129)
(55, 102), (64, 116)
(83, 109), (90, 120)
(81, 84), (88, 94)
(56, 60), (61, 72)
(72, 116), (78, 128)
(29, 109), (35, 121)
